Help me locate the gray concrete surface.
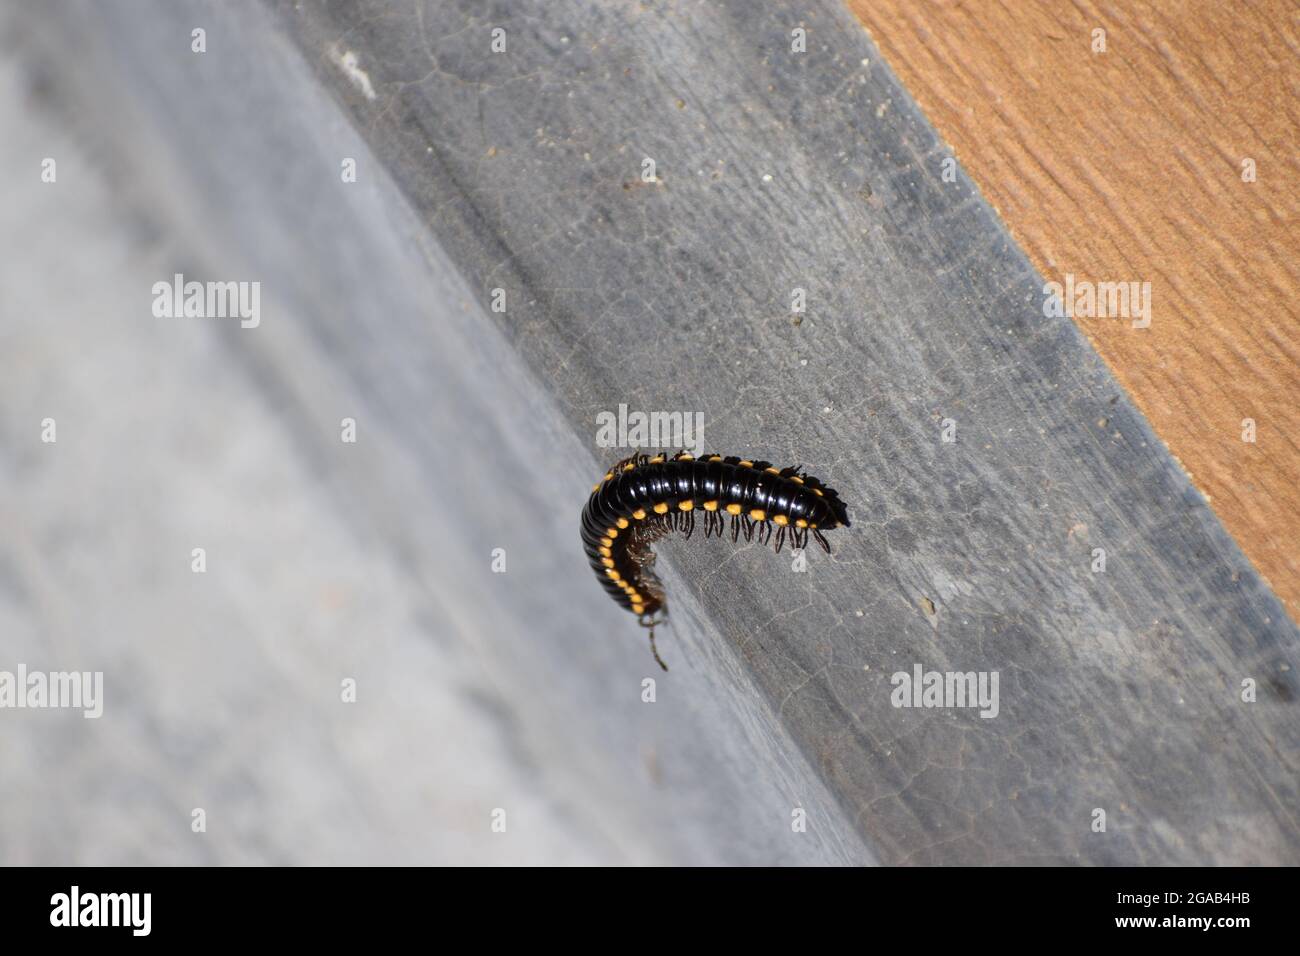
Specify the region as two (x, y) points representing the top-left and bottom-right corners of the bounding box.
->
(1, 0), (1296, 865)
(1, 1), (866, 866)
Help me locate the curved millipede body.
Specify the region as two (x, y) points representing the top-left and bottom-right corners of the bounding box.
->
(581, 451), (851, 669)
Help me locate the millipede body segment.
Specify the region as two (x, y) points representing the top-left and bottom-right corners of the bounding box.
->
(581, 451), (851, 669)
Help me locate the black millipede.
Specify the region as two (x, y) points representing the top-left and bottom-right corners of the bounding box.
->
(581, 451), (851, 670)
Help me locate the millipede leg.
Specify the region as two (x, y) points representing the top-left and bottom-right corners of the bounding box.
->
(731, 514), (741, 542)
(814, 529), (831, 553)
(648, 627), (667, 671)
(640, 612), (669, 671)
(774, 525), (786, 552)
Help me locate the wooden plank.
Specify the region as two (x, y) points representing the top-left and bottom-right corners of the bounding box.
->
(847, 0), (1300, 613)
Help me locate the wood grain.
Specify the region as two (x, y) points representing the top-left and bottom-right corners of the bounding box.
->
(846, 0), (1300, 612)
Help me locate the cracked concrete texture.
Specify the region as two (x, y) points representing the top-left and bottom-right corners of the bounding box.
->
(270, 0), (1299, 864)
(2, 1), (864, 865)
(3, 0), (1296, 865)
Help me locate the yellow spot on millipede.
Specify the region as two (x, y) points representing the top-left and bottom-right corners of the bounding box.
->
(678, 500), (694, 511)
(632, 508), (647, 520)
(707, 455), (722, 462)
(795, 518), (808, 528)
(791, 476), (804, 484)
(631, 603), (646, 614)
(604, 472), (614, 481)
(813, 488), (824, 496)
(653, 502), (669, 514)
(725, 503), (742, 515)
(765, 467), (780, 475)
(623, 462), (635, 471)
(606, 568), (619, 579)
(678, 453), (694, 461)
(606, 528), (618, 538)
(738, 460), (754, 468)
(749, 508), (766, 521)
(599, 545), (612, 557)
(591, 483), (600, 492)
(703, 500), (719, 511)
(601, 557), (615, 568)
(616, 517), (629, 529)
(773, 514), (789, 526)
(649, 454), (665, 463)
